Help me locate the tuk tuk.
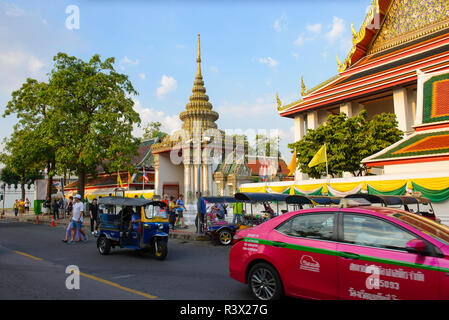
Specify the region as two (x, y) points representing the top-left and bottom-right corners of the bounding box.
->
(96, 196), (169, 260)
(234, 192), (290, 226)
(344, 194), (440, 223)
(203, 196), (242, 246)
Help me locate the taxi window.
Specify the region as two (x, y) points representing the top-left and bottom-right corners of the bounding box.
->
(343, 213), (416, 251)
(276, 213), (335, 241)
(390, 212), (449, 246)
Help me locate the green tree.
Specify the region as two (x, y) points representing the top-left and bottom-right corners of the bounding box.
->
(0, 130), (43, 200)
(142, 121), (168, 140)
(3, 78), (56, 199)
(48, 53), (141, 198)
(288, 111), (403, 178)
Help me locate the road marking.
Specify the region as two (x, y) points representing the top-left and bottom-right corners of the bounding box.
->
(78, 271), (158, 299)
(14, 250), (43, 261)
(13, 250), (158, 299)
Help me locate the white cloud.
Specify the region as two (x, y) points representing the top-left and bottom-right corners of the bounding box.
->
(210, 66), (218, 73)
(326, 16), (346, 42)
(293, 35), (304, 47)
(132, 98), (181, 136)
(0, 50), (46, 94)
(216, 97), (275, 120)
(292, 53), (299, 60)
(1, 2), (24, 17)
(156, 75), (177, 98)
(119, 56), (139, 70)
(306, 23), (322, 34)
(258, 57), (279, 67)
(273, 13), (287, 32)
(138, 73), (146, 80)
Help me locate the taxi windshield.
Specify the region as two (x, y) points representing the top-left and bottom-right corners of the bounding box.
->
(390, 212), (449, 246)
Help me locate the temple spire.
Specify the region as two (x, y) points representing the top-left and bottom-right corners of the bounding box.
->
(196, 34), (202, 77)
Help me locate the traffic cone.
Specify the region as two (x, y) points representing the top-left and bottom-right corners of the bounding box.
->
(51, 216), (55, 227)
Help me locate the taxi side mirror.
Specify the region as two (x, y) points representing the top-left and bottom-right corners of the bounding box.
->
(406, 239), (426, 254)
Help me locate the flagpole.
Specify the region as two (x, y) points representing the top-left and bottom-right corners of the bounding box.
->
(325, 143), (329, 178)
(142, 167), (144, 192)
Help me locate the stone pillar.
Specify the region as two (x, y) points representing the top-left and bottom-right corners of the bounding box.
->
(184, 163), (193, 203)
(153, 154), (161, 196)
(293, 114), (308, 181)
(294, 114), (306, 141)
(307, 111), (318, 130)
(340, 102), (353, 117)
(393, 88), (413, 134)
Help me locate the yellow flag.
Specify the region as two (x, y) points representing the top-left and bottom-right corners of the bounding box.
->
(308, 144), (327, 168)
(117, 172), (123, 187)
(287, 149), (297, 176)
(128, 171), (132, 184)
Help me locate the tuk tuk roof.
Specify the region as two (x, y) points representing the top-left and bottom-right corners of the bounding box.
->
(234, 192), (289, 202)
(345, 194), (404, 206)
(285, 195), (314, 205)
(98, 196), (155, 207)
(202, 196), (240, 203)
(308, 196), (341, 205)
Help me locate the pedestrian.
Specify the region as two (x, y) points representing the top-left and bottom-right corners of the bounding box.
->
(58, 197), (64, 219)
(89, 198), (99, 234)
(18, 199), (25, 214)
(43, 197), (51, 215)
(24, 198), (30, 213)
(66, 196), (73, 219)
(232, 201), (243, 224)
(62, 204), (82, 243)
(67, 194), (88, 244)
(13, 200), (19, 217)
(195, 192), (206, 232)
(162, 194), (169, 207)
(53, 199), (59, 220)
(168, 196), (177, 230)
(175, 194), (186, 228)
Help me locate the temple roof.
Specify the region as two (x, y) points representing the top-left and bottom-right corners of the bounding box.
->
(279, 0), (449, 118)
(363, 69), (449, 166)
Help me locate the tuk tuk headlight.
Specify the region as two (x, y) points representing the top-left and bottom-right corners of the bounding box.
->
(158, 223), (163, 230)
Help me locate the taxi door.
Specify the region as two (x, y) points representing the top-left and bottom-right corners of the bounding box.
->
(268, 211), (338, 299)
(337, 212), (439, 300)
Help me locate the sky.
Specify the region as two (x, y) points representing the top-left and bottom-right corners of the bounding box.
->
(0, 0), (372, 160)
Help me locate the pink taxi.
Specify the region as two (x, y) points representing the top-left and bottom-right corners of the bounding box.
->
(229, 206), (449, 300)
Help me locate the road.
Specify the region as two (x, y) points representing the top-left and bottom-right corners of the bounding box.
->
(0, 221), (251, 300)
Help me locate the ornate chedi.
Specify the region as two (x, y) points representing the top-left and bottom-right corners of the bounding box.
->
(179, 34), (219, 135)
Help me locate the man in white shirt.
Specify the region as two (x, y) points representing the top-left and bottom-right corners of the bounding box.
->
(68, 194), (88, 244)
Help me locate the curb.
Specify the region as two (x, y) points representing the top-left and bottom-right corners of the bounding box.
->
(1, 216), (208, 242)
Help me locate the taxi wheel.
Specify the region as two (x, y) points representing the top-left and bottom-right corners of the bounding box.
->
(248, 263), (283, 301)
(154, 240), (168, 260)
(97, 236), (111, 255)
(218, 229), (233, 246)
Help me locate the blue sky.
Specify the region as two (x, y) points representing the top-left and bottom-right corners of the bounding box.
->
(0, 0), (371, 159)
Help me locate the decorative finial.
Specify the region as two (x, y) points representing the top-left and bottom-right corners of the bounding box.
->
(351, 23), (358, 43)
(196, 34), (202, 76)
(276, 92), (282, 110)
(300, 76), (306, 97)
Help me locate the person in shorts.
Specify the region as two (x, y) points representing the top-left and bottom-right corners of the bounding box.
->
(68, 194), (88, 244)
(175, 194), (186, 228)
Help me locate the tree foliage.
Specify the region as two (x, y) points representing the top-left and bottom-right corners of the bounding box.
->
(288, 111), (403, 178)
(2, 52), (142, 199)
(142, 121), (167, 141)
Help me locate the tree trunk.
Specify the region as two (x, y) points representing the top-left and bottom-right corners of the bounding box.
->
(77, 167), (86, 200)
(46, 162), (52, 200)
(20, 176), (25, 202)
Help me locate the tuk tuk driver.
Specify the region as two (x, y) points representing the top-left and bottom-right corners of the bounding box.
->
(129, 207), (142, 231)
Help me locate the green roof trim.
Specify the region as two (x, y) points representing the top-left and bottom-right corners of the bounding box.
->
(370, 130), (449, 161)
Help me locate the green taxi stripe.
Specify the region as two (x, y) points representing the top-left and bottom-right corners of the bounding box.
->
(242, 237), (449, 274)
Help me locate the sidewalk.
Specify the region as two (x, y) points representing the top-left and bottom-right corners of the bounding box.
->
(0, 211), (207, 242)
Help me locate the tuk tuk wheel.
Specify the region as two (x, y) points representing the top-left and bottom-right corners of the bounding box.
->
(218, 229), (233, 246)
(97, 235), (111, 255)
(154, 239), (168, 260)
